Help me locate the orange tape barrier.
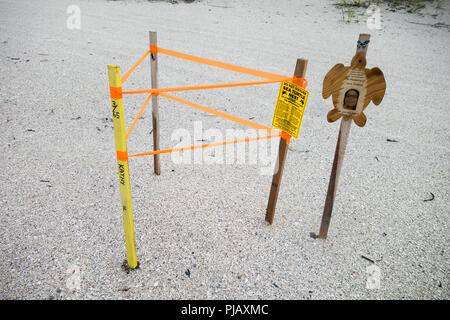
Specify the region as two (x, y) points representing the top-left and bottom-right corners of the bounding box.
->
(129, 133), (282, 158)
(118, 45), (308, 148)
(160, 92), (278, 134)
(121, 50), (151, 85)
(119, 45), (291, 88)
(150, 45), (288, 81)
(126, 93), (152, 140)
(122, 78), (292, 95)
(119, 46), (306, 92)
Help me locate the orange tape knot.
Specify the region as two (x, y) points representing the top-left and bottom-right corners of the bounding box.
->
(280, 131), (291, 145)
(293, 77), (308, 89)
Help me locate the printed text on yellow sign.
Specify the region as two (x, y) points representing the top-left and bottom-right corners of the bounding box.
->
(272, 81), (309, 139)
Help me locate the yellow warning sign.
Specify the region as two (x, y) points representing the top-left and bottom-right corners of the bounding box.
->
(272, 81), (309, 139)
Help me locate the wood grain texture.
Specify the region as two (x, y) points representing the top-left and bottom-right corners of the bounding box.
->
(265, 58), (308, 225)
(265, 136), (289, 225)
(322, 34), (386, 127)
(318, 118), (351, 239)
(149, 31), (161, 175)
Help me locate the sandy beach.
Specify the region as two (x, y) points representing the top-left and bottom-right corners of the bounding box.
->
(0, 0), (449, 299)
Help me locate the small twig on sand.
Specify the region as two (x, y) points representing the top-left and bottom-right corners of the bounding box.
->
(361, 255), (375, 263)
(423, 192), (435, 202)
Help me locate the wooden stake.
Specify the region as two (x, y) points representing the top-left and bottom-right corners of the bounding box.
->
(318, 118), (351, 239)
(149, 31), (161, 175)
(318, 34), (370, 239)
(265, 58), (308, 225)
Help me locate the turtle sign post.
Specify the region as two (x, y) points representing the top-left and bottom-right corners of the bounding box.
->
(318, 34), (386, 239)
(265, 59), (309, 225)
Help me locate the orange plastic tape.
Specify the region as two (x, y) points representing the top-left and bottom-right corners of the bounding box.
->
(126, 94), (152, 140)
(116, 150), (128, 161)
(151, 46), (289, 81)
(280, 131), (291, 145)
(121, 78), (292, 95)
(120, 50), (151, 85)
(129, 133), (281, 158)
(110, 86), (123, 100)
(160, 92), (278, 134)
(293, 76), (308, 89)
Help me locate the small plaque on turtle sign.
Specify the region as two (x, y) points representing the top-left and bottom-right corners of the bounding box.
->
(337, 69), (367, 116)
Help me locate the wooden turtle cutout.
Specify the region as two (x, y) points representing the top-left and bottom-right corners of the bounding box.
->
(322, 52), (386, 127)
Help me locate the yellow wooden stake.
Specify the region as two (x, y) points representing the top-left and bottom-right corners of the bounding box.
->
(108, 65), (138, 269)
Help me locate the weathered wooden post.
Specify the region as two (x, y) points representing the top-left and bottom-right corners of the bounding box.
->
(149, 31), (161, 175)
(265, 59), (309, 224)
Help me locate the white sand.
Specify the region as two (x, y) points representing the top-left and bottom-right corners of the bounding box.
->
(0, 0), (449, 299)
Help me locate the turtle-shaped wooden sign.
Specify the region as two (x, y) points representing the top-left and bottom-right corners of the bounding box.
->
(322, 51), (386, 127)
(318, 34), (388, 240)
